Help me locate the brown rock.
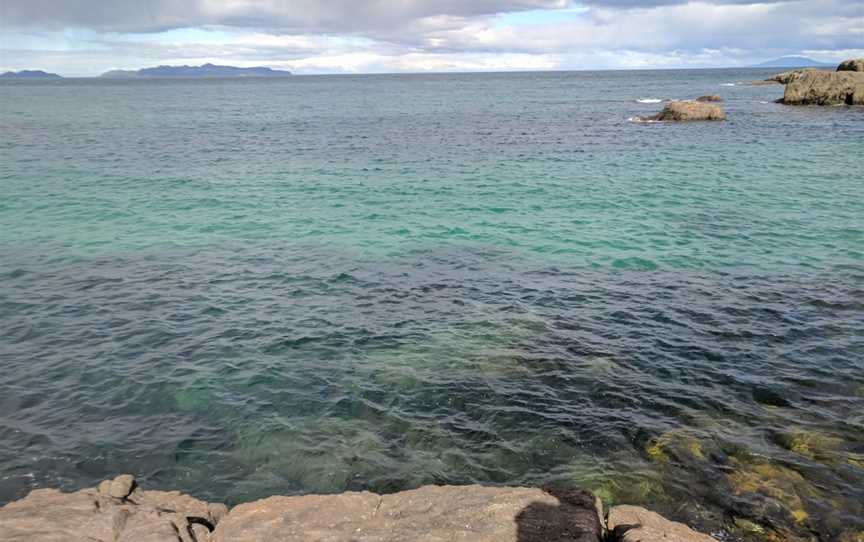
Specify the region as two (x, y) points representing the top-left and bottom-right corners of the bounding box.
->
(108, 474), (136, 499)
(607, 505), (719, 542)
(768, 68), (820, 84)
(0, 484), (220, 542)
(837, 58), (864, 72)
(641, 101), (726, 122)
(212, 485), (603, 542)
(695, 95), (722, 102)
(783, 70), (864, 105)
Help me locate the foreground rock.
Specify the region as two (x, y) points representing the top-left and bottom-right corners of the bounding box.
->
(0, 476), (722, 542)
(837, 58), (864, 72)
(0, 475), (226, 542)
(783, 70), (864, 105)
(214, 485), (603, 542)
(640, 101), (726, 121)
(608, 505), (719, 542)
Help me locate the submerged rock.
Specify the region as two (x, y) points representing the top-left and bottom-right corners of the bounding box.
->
(607, 505), (719, 542)
(837, 58), (864, 72)
(640, 101), (726, 122)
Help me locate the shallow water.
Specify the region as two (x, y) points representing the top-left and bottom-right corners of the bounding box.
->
(1, 70), (863, 540)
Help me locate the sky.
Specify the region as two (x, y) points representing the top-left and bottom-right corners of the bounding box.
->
(0, 0), (862, 76)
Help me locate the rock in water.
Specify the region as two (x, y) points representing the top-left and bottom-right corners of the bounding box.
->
(783, 71), (864, 105)
(837, 58), (864, 72)
(642, 101), (726, 122)
(213, 485), (604, 542)
(695, 95), (722, 102)
(608, 505), (720, 542)
(768, 68), (819, 84)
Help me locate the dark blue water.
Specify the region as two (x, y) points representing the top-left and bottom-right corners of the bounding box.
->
(1, 69), (863, 541)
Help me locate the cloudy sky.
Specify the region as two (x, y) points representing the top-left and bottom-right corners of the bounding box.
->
(1, 0), (862, 75)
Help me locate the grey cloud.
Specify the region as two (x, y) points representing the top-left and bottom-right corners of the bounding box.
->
(0, 0), (566, 32)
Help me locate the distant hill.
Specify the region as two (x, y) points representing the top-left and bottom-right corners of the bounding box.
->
(0, 70), (62, 79)
(751, 56), (833, 68)
(100, 63), (292, 78)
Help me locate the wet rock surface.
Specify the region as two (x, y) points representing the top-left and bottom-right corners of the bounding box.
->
(0, 477), (729, 542)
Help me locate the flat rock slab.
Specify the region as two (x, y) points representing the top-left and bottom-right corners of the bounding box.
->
(213, 485), (603, 542)
(608, 505), (720, 542)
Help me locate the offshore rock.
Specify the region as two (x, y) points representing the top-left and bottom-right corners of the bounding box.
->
(213, 485), (603, 542)
(768, 68), (819, 84)
(641, 101), (726, 122)
(837, 58), (864, 72)
(695, 95), (722, 102)
(607, 505), (720, 542)
(782, 70), (864, 105)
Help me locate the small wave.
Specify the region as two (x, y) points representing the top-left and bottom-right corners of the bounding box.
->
(720, 83), (736, 87)
(636, 99), (663, 104)
(628, 116), (662, 124)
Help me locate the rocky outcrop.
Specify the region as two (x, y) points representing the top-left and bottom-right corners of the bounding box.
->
(0, 476), (721, 542)
(837, 58), (864, 72)
(0, 475), (226, 542)
(768, 68), (819, 84)
(695, 95), (722, 102)
(640, 101), (726, 122)
(782, 70), (864, 105)
(608, 505), (719, 542)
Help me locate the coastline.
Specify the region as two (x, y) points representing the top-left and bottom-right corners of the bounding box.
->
(0, 474), (720, 542)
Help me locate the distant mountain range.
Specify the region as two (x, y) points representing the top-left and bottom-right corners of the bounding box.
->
(751, 56), (834, 68)
(101, 63), (292, 78)
(0, 70), (62, 79)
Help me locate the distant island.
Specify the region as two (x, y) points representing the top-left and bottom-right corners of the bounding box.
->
(100, 63), (292, 78)
(751, 56), (833, 68)
(0, 70), (62, 79)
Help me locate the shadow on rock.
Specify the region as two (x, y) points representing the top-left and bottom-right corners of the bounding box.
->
(515, 487), (602, 542)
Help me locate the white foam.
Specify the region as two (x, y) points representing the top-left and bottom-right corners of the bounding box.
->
(628, 116), (662, 124)
(720, 83), (736, 87)
(636, 98), (663, 104)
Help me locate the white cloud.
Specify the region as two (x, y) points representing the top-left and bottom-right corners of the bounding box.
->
(0, 0), (861, 75)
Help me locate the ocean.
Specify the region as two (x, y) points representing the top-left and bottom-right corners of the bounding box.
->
(1, 69), (862, 540)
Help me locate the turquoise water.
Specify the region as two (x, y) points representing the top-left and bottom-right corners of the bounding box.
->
(1, 70), (863, 540)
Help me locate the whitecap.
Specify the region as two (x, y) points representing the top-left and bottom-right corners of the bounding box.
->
(636, 98), (663, 104)
(720, 83), (736, 87)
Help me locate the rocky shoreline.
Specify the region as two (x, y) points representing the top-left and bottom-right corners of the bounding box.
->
(0, 474), (720, 542)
